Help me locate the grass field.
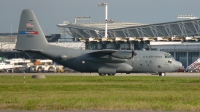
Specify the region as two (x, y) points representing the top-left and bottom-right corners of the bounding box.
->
(0, 74), (200, 111)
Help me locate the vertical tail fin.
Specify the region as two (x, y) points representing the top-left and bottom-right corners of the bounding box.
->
(15, 9), (48, 51)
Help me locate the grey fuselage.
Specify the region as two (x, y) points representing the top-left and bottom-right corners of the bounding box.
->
(38, 44), (182, 74)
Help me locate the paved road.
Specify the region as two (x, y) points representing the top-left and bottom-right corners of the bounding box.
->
(0, 72), (200, 77)
(0, 111), (186, 112)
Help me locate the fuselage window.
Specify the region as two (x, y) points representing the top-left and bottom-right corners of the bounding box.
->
(143, 56), (162, 58)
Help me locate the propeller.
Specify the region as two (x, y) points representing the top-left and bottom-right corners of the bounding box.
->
(110, 43), (137, 59)
(130, 43), (137, 58)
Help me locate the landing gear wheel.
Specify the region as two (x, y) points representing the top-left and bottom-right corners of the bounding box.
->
(14, 68), (19, 73)
(107, 73), (115, 76)
(48, 67), (54, 72)
(2, 69), (5, 73)
(37, 67), (43, 73)
(99, 73), (106, 76)
(159, 73), (166, 76)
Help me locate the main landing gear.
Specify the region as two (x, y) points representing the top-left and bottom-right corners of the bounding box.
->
(159, 73), (166, 76)
(99, 73), (115, 76)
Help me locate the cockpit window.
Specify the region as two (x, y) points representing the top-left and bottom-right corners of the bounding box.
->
(165, 56), (172, 58)
(165, 53), (175, 61)
(165, 53), (172, 58)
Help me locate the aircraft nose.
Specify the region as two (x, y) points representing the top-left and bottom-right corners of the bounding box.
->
(174, 61), (183, 72)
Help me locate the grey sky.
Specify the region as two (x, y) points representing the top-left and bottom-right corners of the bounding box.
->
(1, 0), (200, 35)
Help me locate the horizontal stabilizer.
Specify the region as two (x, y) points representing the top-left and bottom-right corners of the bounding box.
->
(14, 49), (42, 52)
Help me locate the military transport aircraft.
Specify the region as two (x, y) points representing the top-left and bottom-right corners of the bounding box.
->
(14, 9), (182, 76)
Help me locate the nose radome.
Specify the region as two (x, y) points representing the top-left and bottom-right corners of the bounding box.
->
(178, 61), (182, 68)
(174, 61), (183, 71)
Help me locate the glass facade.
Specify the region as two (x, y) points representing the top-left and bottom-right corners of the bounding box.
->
(176, 52), (187, 68)
(169, 52), (200, 68)
(188, 52), (199, 66)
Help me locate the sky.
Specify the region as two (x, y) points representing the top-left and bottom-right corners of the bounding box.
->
(1, 0), (200, 35)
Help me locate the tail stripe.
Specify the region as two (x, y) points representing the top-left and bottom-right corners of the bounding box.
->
(19, 31), (39, 34)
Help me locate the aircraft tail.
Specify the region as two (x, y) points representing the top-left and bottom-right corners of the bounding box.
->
(15, 9), (48, 51)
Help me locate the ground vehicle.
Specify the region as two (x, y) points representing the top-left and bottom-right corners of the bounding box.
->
(3, 58), (31, 72)
(28, 59), (64, 73)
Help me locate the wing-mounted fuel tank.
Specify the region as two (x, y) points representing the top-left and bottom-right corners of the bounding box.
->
(98, 66), (116, 74)
(98, 63), (133, 74)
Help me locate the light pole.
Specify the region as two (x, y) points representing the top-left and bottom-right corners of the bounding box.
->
(98, 2), (108, 38)
(199, 46), (200, 58)
(11, 25), (12, 38)
(23, 58), (26, 84)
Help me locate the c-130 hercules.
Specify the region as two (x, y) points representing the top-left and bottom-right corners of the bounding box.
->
(15, 9), (182, 76)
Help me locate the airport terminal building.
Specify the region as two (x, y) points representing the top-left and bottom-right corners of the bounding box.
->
(56, 18), (200, 68)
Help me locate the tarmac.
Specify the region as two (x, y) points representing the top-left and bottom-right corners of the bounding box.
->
(0, 72), (200, 77)
(0, 109), (193, 112)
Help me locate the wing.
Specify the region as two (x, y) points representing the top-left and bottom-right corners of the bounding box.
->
(89, 49), (117, 54)
(86, 49), (137, 63)
(89, 49), (136, 59)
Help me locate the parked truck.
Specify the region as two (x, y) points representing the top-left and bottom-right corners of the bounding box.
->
(28, 59), (65, 73)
